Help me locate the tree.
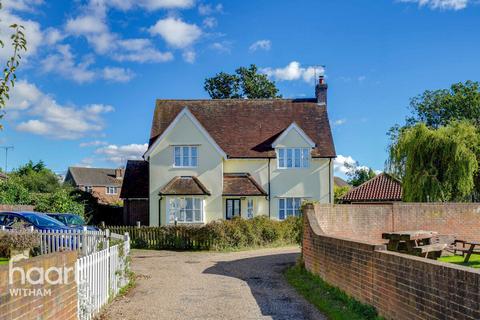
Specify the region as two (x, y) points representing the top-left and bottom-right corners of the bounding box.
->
(389, 121), (479, 202)
(404, 81), (480, 129)
(334, 185), (350, 203)
(204, 64), (281, 99)
(345, 162), (377, 187)
(11, 160), (61, 193)
(0, 2), (27, 119)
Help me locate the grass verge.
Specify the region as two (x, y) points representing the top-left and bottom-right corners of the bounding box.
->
(0, 258), (8, 265)
(438, 254), (480, 268)
(285, 265), (383, 320)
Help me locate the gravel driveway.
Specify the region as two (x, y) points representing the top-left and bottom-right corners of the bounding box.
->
(101, 247), (326, 320)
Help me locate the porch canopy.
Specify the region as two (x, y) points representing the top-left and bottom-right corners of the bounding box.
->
(159, 176), (211, 196)
(223, 173), (267, 197)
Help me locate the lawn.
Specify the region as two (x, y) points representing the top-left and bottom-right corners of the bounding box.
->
(438, 254), (480, 268)
(285, 265), (383, 320)
(0, 258), (9, 265)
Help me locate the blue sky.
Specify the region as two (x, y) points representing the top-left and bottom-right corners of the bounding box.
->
(0, 0), (479, 176)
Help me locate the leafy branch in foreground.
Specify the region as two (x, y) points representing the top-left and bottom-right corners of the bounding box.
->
(0, 3), (27, 122)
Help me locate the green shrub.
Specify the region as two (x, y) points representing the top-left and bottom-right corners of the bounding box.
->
(0, 230), (40, 256)
(109, 216), (302, 251)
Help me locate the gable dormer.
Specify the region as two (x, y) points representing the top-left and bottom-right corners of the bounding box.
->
(272, 123), (315, 169)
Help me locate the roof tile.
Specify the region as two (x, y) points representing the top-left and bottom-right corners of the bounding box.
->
(341, 173), (402, 202)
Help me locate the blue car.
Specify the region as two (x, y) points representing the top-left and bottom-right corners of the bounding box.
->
(0, 211), (72, 231)
(46, 213), (99, 231)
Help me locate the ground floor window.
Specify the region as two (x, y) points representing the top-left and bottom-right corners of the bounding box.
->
(278, 197), (302, 220)
(247, 199), (254, 219)
(168, 197), (203, 223)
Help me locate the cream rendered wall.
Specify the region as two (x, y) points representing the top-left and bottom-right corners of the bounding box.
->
(148, 114), (224, 226)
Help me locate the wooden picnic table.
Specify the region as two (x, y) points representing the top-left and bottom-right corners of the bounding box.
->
(382, 231), (440, 257)
(463, 241), (480, 263)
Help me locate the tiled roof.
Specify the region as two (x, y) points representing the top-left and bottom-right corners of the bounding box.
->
(159, 176), (211, 196)
(120, 160), (149, 199)
(67, 167), (123, 187)
(341, 173), (402, 203)
(334, 176), (350, 188)
(148, 99), (336, 158)
(223, 173), (267, 196)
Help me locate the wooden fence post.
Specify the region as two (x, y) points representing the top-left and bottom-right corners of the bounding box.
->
(82, 226), (88, 256)
(105, 229), (110, 250)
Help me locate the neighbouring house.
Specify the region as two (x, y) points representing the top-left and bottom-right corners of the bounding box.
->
(334, 176), (350, 189)
(340, 172), (403, 204)
(136, 75), (336, 226)
(120, 160), (149, 225)
(65, 167), (124, 205)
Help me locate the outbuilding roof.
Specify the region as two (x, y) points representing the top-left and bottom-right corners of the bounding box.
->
(66, 167), (123, 187)
(341, 173), (403, 203)
(148, 99), (336, 158)
(120, 160), (149, 199)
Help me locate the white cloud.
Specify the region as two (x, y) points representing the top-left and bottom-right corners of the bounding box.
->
(334, 155), (357, 175)
(102, 67), (135, 82)
(114, 39), (173, 63)
(203, 17), (217, 28)
(44, 27), (65, 45)
(182, 50), (196, 63)
(0, 6), (43, 61)
(2, 0), (44, 12)
(42, 45), (96, 84)
(249, 40), (271, 52)
(262, 61), (324, 83)
(198, 3), (223, 15)
(103, 0), (195, 11)
(7, 80), (114, 139)
(398, 0), (469, 10)
(210, 41), (231, 53)
(149, 17), (202, 48)
(95, 143), (148, 165)
(66, 15), (108, 35)
(333, 119), (347, 126)
(80, 140), (108, 147)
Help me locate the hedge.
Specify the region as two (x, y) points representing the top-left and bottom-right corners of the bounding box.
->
(107, 216), (302, 251)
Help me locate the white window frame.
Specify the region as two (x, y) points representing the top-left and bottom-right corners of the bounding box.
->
(247, 199), (254, 219)
(278, 197), (302, 220)
(84, 186), (93, 193)
(168, 197), (204, 224)
(173, 145), (198, 168)
(106, 186), (117, 195)
(277, 148), (310, 169)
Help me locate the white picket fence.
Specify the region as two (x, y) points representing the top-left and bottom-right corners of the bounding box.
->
(38, 228), (108, 256)
(76, 232), (130, 320)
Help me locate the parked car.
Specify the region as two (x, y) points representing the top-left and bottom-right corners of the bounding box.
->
(46, 213), (99, 231)
(0, 211), (72, 231)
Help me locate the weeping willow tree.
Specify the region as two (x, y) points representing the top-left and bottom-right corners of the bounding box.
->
(388, 121), (480, 202)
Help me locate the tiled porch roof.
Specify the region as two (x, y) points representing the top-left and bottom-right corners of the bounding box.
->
(159, 176), (211, 196)
(223, 173), (267, 196)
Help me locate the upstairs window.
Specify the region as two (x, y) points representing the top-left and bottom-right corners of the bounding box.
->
(106, 187), (117, 195)
(277, 148), (310, 169)
(174, 146), (198, 167)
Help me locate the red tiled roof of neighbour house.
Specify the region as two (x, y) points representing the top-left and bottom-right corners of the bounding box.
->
(159, 176), (211, 196)
(223, 173), (267, 196)
(148, 99), (336, 158)
(120, 160), (149, 199)
(341, 173), (403, 203)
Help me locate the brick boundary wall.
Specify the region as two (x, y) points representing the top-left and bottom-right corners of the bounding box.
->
(315, 203), (480, 242)
(303, 204), (480, 320)
(0, 251), (78, 320)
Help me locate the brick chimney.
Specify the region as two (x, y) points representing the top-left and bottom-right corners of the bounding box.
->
(115, 168), (124, 179)
(315, 75), (328, 106)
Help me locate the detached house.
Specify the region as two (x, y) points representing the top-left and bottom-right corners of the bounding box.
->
(124, 76), (336, 226)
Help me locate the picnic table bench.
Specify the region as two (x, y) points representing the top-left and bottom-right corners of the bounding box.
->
(447, 240), (480, 263)
(382, 230), (445, 259)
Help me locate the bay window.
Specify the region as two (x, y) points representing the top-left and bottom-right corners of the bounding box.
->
(168, 197), (203, 223)
(277, 148), (310, 169)
(278, 198), (302, 220)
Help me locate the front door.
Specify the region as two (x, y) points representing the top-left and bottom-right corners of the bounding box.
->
(226, 199), (241, 219)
